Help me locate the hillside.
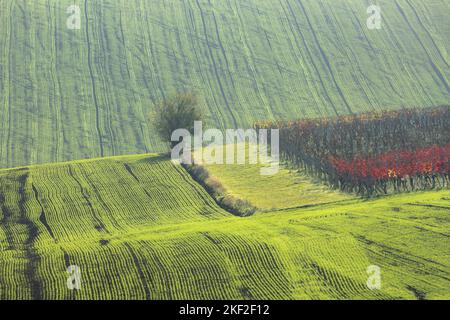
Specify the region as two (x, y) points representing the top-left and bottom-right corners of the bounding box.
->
(0, 155), (449, 299)
(194, 145), (354, 211)
(1, 0), (449, 168)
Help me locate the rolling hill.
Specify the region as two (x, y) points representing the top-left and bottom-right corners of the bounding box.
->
(194, 145), (354, 211)
(1, 0), (449, 168)
(0, 0), (449, 302)
(0, 154), (449, 299)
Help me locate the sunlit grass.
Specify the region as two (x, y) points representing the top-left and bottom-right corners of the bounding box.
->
(1, 155), (448, 299)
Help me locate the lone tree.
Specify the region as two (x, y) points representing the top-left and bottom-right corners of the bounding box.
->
(152, 92), (203, 148)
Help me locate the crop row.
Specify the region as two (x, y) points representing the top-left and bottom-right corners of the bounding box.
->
(2, 0), (450, 168)
(1, 155), (449, 299)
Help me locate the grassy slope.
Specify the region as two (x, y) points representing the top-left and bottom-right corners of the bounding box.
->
(194, 144), (352, 210)
(202, 159), (353, 211)
(0, 0), (449, 168)
(0, 155), (448, 299)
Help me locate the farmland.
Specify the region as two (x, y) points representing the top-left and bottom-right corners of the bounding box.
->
(195, 145), (354, 211)
(1, 0), (450, 168)
(0, 154), (449, 299)
(0, 0), (449, 302)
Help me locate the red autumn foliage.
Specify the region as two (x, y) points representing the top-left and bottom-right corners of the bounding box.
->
(254, 107), (450, 196)
(329, 144), (450, 181)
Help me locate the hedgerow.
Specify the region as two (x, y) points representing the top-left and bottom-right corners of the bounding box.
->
(182, 163), (257, 217)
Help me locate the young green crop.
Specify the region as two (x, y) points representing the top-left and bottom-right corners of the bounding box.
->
(0, 154), (448, 299)
(0, 0), (449, 168)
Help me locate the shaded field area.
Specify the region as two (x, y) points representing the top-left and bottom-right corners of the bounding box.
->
(0, 155), (449, 299)
(0, 0), (449, 168)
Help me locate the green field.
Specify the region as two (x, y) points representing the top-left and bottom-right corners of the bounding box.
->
(0, 154), (448, 299)
(199, 152), (354, 211)
(1, 0), (449, 168)
(0, 0), (449, 301)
